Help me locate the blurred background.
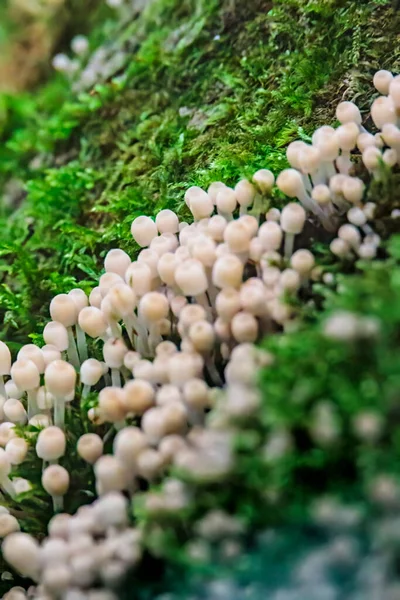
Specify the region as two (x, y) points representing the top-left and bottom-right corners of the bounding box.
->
(0, 0), (101, 93)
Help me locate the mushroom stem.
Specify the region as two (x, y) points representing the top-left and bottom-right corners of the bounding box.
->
(67, 328), (80, 370)
(82, 384), (91, 398)
(0, 376), (6, 399)
(122, 319), (134, 346)
(75, 324), (88, 362)
(109, 319), (121, 339)
(217, 210), (233, 222)
(337, 151), (352, 174)
(284, 233), (295, 259)
(0, 476), (16, 499)
(54, 397), (65, 430)
(310, 170), (326, 187)
(103, 426), (115, 444)
(27, 389), (39, 419)
(148, 324), (162, 355)
(250, 193), (263, 221)
(302, 175), (312, 193)
(111, 369), (121, 388)
(297, 189), (318, 214)
(125, 314), (149, 356)
(323, 161), (337, 180)
(52, 494), (63, 512)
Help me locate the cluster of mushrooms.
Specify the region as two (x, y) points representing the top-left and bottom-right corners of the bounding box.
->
(0, 68), (399, 599)
(51, 0), (144, 91)
(52, 31), (127, 93)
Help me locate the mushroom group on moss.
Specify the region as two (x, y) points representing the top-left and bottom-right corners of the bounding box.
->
(0, 68), (398, 599)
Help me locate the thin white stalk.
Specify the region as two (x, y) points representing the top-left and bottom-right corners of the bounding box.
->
(284, 233), (295, 259)
(302, 174), (312, 193)
(149, 324), (162, 356)
(111, 368), (121, 388)
(103, 426), (115, 444)
(323, 161), (337, 180)
(122, 318), (135, 346)
(125, 314), (149, 356)
(217, 210), (233, 221)
(52, 495), (63, 512)
(27, 389), (39, 419)
(82, 384), (91, 398)
(109, 319), (122, 339)
(67, 327), (80, 370)
(54, 397), (65, 430)
(298, 190), (317, 214)
(300, 190), (333, 226)
(1, 477), (16, 499)
(0, 376), (6, 399)
(75, 324), (88, 362)
(250, 193), (263, 222)
(310, 170), (326, 187)
(336, 152), (352, 175)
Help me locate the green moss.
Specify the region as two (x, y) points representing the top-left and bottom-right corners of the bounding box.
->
(0, 0), (399, 345)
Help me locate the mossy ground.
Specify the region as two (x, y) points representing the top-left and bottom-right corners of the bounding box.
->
(1, 0), (399, 345)
(1, 0), (400, 597)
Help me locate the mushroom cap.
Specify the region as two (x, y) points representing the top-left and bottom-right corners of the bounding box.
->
(36, 426), (66, 461)
(10, 359), (40, 392)
(2, 532), (40, 578)
(42, 465), (70, 496)
(45, 360), (76, 398)
(50, 294), (78, 328)
(77, 433), (104, 464)
(43, 321), (69, 352)
(0, 342), (11, 376)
